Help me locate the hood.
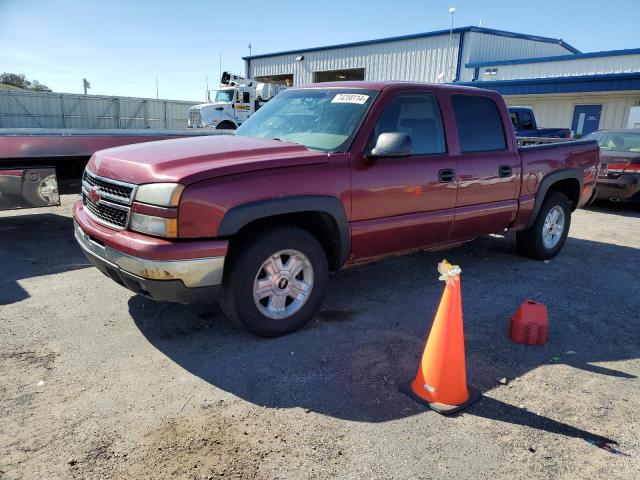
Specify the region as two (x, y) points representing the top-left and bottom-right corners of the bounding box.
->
(87, 135), (327, 185)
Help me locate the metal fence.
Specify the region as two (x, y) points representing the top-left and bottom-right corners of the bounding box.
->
(0, 90), (200, 129)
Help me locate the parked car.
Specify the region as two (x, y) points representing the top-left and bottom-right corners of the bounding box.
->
(584, 129), (640, 203)
(73, 82), (599, 336)
(509, 107), (572, 139)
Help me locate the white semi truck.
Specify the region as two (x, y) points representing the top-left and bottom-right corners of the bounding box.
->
(188, 72), (287, 129)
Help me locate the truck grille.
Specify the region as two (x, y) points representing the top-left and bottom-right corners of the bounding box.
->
(81, 170), (137, 230)
(83, 170), (134, 204)
(189, 109), (202, 126)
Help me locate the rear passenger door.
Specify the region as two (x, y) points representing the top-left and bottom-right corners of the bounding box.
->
(449, 94), (520, 241)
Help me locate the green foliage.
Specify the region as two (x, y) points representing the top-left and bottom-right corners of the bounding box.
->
(0, 72), (52, 92)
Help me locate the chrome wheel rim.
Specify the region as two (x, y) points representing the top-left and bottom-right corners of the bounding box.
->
(253, 249), (314, 320)
(542, 206), (565, 249)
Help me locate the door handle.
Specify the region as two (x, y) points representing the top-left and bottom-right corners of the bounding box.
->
(438, 169), (456, 183)
(499, 165), (513, 178)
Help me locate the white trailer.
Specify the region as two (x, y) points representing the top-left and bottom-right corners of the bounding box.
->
(187, 72), (287, 129)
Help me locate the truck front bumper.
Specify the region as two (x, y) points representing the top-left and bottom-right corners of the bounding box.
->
(73, 202), (227, 303)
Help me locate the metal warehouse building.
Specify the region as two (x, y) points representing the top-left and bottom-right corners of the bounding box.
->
(244, 26), (640, 136)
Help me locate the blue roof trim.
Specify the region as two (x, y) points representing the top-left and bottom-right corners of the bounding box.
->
(466, 47), (640, 68)
(458, 72), (640, 95)
(242, 26), (578, 60)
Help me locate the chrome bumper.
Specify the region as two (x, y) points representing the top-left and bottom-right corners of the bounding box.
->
(74, 221), (225, 288)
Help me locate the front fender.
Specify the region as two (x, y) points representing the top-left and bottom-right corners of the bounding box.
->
(218, 195), (350, 266)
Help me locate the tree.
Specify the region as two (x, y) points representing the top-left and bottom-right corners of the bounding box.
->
(30, 80), (52, 92)
(0, 73), (52, 92)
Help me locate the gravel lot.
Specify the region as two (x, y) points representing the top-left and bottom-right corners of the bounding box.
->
(1, 195), (639, 480)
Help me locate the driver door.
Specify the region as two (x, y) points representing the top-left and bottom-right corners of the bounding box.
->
(350, 92), (457, 262)
(234, 90), (252, 125)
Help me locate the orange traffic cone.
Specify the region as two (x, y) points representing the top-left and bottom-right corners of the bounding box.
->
(403, 260), (479, 414)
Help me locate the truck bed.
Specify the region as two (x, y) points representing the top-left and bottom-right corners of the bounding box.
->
(0, 128), (229, 211)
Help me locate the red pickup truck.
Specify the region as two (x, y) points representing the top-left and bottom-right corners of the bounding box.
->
(73, 82), (599, 336)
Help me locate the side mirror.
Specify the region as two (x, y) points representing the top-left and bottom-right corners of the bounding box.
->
(368, 132), (412, 159)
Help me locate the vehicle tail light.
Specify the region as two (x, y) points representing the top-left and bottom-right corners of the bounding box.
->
(607, 162), (639, 174)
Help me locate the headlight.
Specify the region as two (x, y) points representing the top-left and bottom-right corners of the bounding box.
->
(135, 183), (184, 207)
(130, 213), (178, 238)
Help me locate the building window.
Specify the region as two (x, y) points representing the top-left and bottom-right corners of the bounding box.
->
(254, 74), (293, 86)
(452, 95), (506, 153)
(314, 68), (365, 83)
(484, 67), (498, 77)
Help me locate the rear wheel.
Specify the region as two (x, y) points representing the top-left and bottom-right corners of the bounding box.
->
(517, 191), (571, 260)
(220, 226), (329, 337)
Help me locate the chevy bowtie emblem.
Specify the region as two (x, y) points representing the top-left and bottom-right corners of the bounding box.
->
(87, 187), (101, 205)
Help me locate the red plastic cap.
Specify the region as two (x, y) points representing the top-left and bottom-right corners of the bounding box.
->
(509, 299), (548, 345)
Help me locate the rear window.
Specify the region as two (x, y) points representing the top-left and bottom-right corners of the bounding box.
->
(452, 95), (507, 153)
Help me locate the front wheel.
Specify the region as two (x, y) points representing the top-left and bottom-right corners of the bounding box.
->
(220, 226), (329, 337)
(516, 191), (571, 260)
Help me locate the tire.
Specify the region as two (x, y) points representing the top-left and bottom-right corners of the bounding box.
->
(220, 226), (329, 337)
(516, 191), (571, 260)
(216, 121), (236, 130)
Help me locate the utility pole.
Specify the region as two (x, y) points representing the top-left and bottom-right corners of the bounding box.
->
(219, 53), (222, 84)
(156, 78), (159, 99)
(248, 41), (252, 58)
(206, 76), (209, 101)
(447, 1), (457, 82)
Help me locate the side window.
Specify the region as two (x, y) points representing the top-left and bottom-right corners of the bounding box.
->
(452, 95), (507, 153)
(519, 110), (534, 130)
(242, 92), (250, 103)
(372, 93), (446, 155)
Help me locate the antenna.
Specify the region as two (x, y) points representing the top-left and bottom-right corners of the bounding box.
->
(248, 41), (252, 58)
(156, 77), (159, 99)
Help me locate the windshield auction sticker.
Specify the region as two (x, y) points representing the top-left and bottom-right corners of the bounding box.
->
(331, 93), (369, 104)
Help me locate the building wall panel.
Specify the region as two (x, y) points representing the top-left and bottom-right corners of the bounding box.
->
(504, 92), (640, 130)
(459, 32), (573, 81)
(249, 33), (462, 85)
(475, 54), (640, 81)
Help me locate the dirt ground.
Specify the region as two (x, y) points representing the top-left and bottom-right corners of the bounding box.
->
(1, 195), (639, 480)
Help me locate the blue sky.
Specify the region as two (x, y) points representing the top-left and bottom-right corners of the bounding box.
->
(1, 0), (639, 101)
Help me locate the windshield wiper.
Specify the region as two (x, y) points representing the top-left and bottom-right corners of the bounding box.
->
(272, 137), (300, 145)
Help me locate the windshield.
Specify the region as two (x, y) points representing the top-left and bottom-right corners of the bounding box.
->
(587, 132), (640, 152)
(211, 89), (235, 103)
(235, 88), (377, 152)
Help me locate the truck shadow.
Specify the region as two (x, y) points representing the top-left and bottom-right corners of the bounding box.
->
(129, 232), (639, 446)
(585, 200), (640, 218)
(0, 212), (91, 305)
